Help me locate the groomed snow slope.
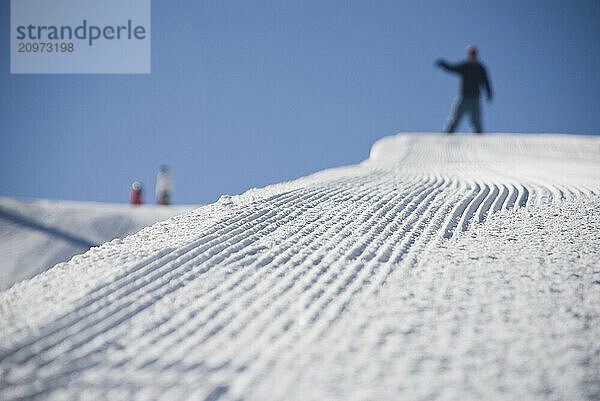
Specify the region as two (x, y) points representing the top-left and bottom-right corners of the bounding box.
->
(1, 134), (600, 400)
(0, 198), (196, 290)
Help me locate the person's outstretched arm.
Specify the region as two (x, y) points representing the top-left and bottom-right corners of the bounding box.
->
(435, 59), (460, 73)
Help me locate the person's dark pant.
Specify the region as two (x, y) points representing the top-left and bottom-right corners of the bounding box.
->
(444, 96), (482, 134)
(158, 192), (170, 205)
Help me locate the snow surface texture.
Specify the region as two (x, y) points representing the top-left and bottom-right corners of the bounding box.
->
(1, 134), (600, 400)
(0, 198), (195, 290)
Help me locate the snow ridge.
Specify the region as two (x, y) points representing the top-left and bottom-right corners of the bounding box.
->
(1, 134), (600, 400)
(0, 198), (195, 290)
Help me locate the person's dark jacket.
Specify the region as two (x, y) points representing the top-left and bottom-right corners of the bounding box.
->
(437, 60), (492, 100)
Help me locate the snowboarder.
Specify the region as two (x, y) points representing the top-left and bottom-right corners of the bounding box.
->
(130, 181), (143, 205)
(155, 165), (173, 205)
(436, 45), (492, 134)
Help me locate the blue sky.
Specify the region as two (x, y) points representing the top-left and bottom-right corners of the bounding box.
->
(1, 1), (599, 204)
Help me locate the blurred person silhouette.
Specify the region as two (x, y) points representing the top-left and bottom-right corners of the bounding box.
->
(156, 165), (173, 205)
(130, 181), (143, 205)
(436, 45), (492, 134)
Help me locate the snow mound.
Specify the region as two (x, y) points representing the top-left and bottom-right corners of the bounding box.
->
(0, 198), (196, 290)
(1, 134), (599, 400)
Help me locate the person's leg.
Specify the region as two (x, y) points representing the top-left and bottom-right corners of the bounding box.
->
(159, 192), (169, 205)
(444, 97), (465, 134)
(469, 97), (482, 134)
